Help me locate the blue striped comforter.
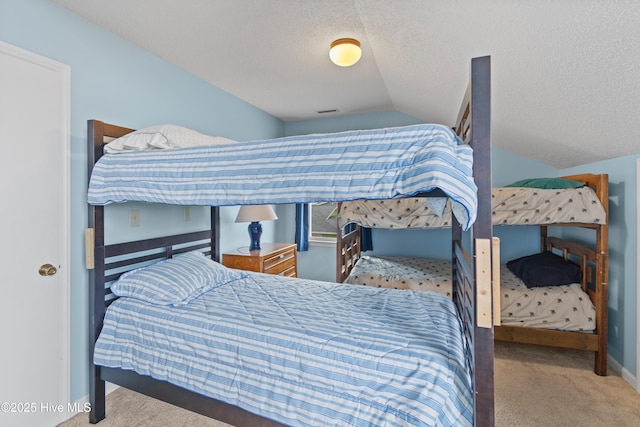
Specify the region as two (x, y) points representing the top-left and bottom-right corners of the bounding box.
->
(88, 124), (477, 229)
(95, 273), (473, 426)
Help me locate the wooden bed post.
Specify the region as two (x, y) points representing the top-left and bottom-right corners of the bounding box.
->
(535, 173), (609, 376)
(582, 173), (609, 375)
(336, 203), (344, 282)
(211, 206), (220, 262)
(452, 55), (494, 426)
(87, 120), (106, 423)
(470, 55), (494, 427)
(87, 119), (139, 423)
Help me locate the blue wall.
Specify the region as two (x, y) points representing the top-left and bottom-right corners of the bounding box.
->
(561, 154), (638, 377)
(1, 0), (284, 403)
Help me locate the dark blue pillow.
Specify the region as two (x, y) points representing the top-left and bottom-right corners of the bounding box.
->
(506, 251), (582, 288)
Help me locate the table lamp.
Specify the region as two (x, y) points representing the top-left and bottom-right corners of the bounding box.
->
(235, 205), (278, 251)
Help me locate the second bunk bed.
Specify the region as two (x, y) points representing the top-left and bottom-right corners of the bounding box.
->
(336, 173), (609, 375)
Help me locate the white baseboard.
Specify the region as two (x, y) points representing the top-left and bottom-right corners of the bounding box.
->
(608, 354), (638, 392)
(105, 381), (120, 395)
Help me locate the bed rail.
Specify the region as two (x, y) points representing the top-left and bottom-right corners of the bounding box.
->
(335, 218), (361, 282)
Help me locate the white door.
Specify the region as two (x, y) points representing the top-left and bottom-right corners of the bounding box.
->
(0, 41), (70, 426)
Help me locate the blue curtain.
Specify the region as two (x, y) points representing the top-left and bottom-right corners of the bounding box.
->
(360, 226), (373, 252)
(344, 223), (373, 252)
(295, 203), (309, 251)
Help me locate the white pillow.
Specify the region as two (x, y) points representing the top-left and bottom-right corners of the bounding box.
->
(104, 124), (235, 154)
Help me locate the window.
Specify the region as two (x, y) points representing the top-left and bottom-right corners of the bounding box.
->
(309, 202), (338, 244)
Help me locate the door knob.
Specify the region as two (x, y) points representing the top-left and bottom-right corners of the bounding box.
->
(39, 264), (57, 276)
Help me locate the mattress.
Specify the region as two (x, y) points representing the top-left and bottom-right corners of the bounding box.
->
(345, 256), (453, 297)
(499, 265), (596, 331)
(337, 186), (606, 229)
(88, 124), (478, 230)
(95, 272), (473, 426)
(345, 256), (595, 332)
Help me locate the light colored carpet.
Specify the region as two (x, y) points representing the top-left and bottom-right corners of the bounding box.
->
(60, 341), (640, 427)
(494, 341), (640, 427)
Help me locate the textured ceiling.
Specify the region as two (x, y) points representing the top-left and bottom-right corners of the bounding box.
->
(52, 0), (640, 168)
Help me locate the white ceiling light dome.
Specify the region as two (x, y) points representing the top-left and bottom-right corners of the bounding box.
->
(329, 38), (362, 67)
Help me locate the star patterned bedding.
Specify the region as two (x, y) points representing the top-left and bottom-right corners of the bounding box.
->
(95, 267), (473, 427)
(345, 256), (595, 332)
(498, 265), (595, 331)
(337, 186), (606, 229)
(345, 256), (454, 297)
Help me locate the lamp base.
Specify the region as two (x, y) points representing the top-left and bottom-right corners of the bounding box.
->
(248, 221), (262, 251)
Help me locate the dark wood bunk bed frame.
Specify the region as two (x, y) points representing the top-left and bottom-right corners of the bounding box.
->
(337, 172), (609, 376)
(87, 55), (494, 426)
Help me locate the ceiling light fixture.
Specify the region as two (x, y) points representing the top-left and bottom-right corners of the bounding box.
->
(329, 38), (362, 67)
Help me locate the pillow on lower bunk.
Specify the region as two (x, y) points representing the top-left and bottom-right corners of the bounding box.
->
(104, 124), (234, 153)
(504, 177), (585, 189)
(111, 251), (247, 306)
(506, 251), (582, 288)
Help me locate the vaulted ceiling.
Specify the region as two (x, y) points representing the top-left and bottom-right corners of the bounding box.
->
(52, 0), (640, 168)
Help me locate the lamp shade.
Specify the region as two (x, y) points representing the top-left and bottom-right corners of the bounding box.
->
(329, 38), (362, 67)
(235, 205), (278, 223)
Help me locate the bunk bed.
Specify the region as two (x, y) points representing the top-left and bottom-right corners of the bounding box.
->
(336, 173), (609, 376)
(86, 56), (494, 426)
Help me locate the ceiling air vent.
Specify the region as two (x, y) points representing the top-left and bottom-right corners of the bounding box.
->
(317, 109), (339, 114)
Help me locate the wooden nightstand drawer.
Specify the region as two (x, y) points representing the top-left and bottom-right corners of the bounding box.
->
(222, 243), (297, 278)
(263, 247), (296, 272)
(264, 255), (296, 275)
(280, 265), (297, 277)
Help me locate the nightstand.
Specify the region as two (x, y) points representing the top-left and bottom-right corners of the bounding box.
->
(222, 243), (297, 277)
